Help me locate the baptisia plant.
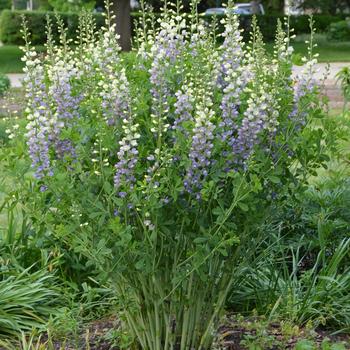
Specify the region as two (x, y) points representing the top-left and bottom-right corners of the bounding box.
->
(21, 1), (332, 349)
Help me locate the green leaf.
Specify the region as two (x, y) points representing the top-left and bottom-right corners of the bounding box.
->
(193, 237), (208, 244)
(238, 202), (249, 211)
(330, 344), (346, 350)
(135, 259), (144, 270)
(268, 175), (281, 184)
(295, 340), (316, 350)
(212, 207), (224, 216)
(103, 181), (113, 194)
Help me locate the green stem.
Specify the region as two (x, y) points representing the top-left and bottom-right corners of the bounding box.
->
(154, 276), (172, 350)
(154, 299), (161, 350)
(200, 271), (234, 349)
(124, 310), (147, 349)
(180, 273), (193, 350)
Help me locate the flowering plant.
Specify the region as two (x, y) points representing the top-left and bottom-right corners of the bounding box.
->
(20, 2), (332, 348)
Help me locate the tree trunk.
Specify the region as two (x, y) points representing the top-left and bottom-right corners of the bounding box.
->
(112, 0), (131, 51)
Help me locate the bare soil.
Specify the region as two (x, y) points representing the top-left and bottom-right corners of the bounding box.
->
(35, 315), (350, 350)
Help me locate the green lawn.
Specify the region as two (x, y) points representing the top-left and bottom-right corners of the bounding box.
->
(266, 41), (350, 62)
(295, 41), (350, 62)
(0, 45), (45, 74)
(0, 46), (24, 74)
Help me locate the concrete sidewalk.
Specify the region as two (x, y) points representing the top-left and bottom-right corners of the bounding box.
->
(7, 73), (25, 88)
(293, 62), (349, 84)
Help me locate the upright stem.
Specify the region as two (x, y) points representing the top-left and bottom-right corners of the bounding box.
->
(180, 273), (193, 350)
(154, 299), (161, 350)
(200, 271), (234, 348)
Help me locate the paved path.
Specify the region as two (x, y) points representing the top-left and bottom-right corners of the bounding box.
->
(293, 62), (349, 83)
(293, 62), (349, 109)
(7, 73), (25, 88)
(6, 62), (349, 108)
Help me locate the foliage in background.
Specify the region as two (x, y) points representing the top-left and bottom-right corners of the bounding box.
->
(0, 0), (10, 12)
(0, 9), (347, 45)
(0, 45), (46, 74)
(0, 10), (104, 45)
(47, 0), (95, 12)
(0, 73), (10, 96)
(278, 178), (350, 256)
(328, 20), (350, 41)
(336, 67), (350, 111)
(203, 13), (347, 42)
(300, 0), (350, 15)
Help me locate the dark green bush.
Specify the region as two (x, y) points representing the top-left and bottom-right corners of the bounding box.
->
(204, 13), (346, 42)
(328, 20), (350, 41)
(253, 14), (346, 41)
(0, 10), (105, 45)
(0, 0), (11, 12)
(1, 10), (346, 45)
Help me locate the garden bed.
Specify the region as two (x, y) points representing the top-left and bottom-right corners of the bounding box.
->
(10, 316), (348, 350)
(1, 3), (350, 350)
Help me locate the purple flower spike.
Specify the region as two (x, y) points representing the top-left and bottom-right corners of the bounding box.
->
(185, 106), (215, 195)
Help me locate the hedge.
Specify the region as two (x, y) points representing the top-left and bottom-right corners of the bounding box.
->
(204, 13), (347, 41)
(0, 9), (347, 45)
(0, 10), (105, 45)
(258, 14), (347, 41)
(328, 20), (350, 41)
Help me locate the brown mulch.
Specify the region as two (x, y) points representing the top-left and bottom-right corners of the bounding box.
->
(26, 315), (349, 350)
(217, 316), (350, 350)
(38, 317), (120, 350)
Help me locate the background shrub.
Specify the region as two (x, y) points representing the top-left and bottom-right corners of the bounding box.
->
(0, 73), (10, 96)
(0, 10), (105, 45)
(204, 14), (347, 42)
(0, 0), (11, 12)
(328, 20), (350, 41)
(0, 10), (347, 45)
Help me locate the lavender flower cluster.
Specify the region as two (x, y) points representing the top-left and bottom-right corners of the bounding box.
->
(94, 29), (131, 126)
(233, 84), (278, 165)
(173, 85), (194, 133)
(24, 50), (53, 179)
(114, 119), (140, 197)
(290, 58), (318, 126)
(48, 61), (82, 163)
(184, 104), (215, 196)
(149, 19), (186, 137)
(23, 5), (319, 205)
(218, 12), (252, 166)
